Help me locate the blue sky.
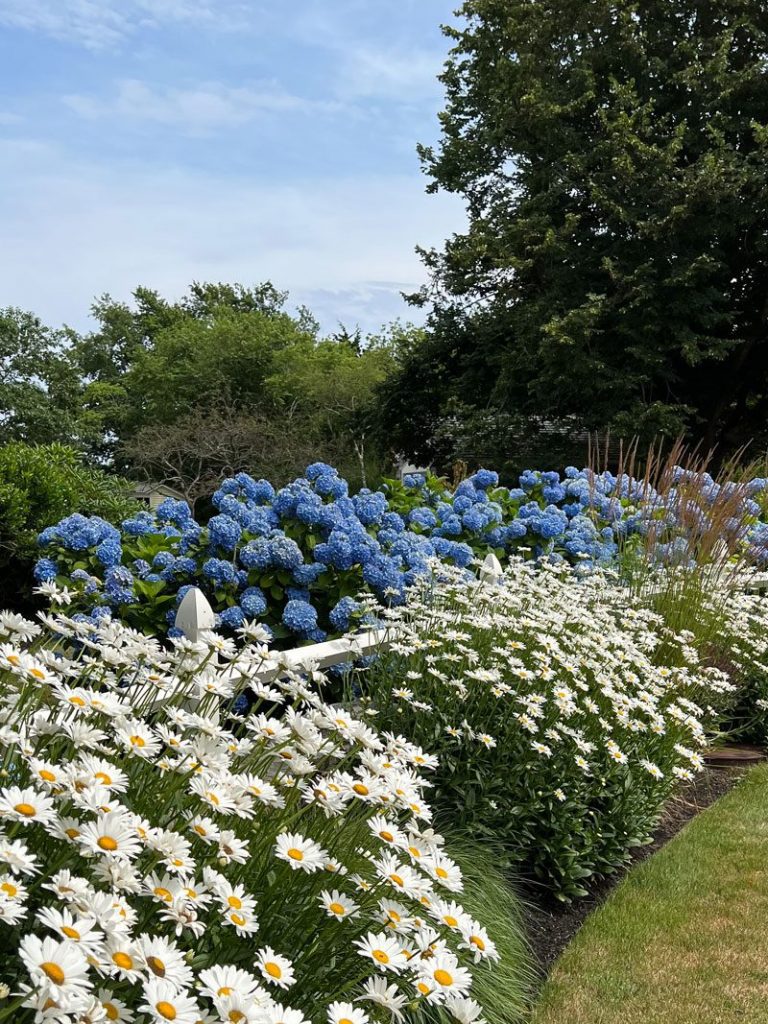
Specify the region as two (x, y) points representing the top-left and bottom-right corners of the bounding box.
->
(0, 0), (464, 335)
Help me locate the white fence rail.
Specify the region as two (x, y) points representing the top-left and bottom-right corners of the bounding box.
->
(175, 552), (505, 679)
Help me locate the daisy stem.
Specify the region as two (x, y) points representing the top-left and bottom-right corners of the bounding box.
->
(0, 990), (30, 1020)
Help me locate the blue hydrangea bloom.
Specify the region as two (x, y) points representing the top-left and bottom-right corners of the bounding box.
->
(202, 558), (237, 586)
(353, 490), (389, 526)
(208, 514), (242, 552)
(240, 539), (272, 571)
(409, 508), (438, 530)
(33, 557), (58, 582)
(240, 587), (267, 618)
(282, 598), (318, 635)
(220, 605), (246, 629)
(329, 596), (360, 632)
(473, 469), (499, 490)
(122, 511), (156, 537)
(402, 473), (426, 488)
(104, 566), (134, 605)
(155, 499), (193, 527)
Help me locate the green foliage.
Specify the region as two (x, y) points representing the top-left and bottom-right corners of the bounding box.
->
(438, 836), (534, 1024)
(0, 442), (139, 607)
(386, 1), (768, 463)
(73, 282), (404, 485)
(0, 309), (84, 447)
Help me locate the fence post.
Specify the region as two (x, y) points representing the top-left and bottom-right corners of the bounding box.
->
(175, 587), (216, 642)
(478, 552), (504, 585)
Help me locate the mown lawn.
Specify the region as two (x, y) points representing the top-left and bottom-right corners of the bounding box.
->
(532, 764), (768, 1024)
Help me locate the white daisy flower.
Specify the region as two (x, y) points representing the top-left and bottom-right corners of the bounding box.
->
(255, 947), (295, 989)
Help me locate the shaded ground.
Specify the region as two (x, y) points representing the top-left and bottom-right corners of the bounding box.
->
(530, 764), (768, 1024)
(523, 766), (743, 980)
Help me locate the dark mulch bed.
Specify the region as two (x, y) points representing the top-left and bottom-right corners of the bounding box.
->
(522, 766), (745, 984)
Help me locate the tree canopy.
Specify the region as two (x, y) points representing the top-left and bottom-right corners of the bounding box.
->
(383, 0), (768, 464)
(2, 282), (410, 490)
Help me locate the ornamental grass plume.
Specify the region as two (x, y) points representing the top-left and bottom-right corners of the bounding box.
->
(587, 437), (766, 655)
(0, 608), (498, 1024)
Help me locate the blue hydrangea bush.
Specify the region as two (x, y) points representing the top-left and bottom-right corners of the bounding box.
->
(385, 466), (768, 568)
(35, 461), (768, 641)
(34, 463), (476, 640)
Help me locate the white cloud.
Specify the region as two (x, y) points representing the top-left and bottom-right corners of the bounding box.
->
(335, 47), (444, 103)
(0, 0), (249, 49)
(64, 79), (340, 134)
(0, 138), (464, 334)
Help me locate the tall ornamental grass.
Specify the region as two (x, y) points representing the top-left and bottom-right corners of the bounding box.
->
(0, 607), (501, 1024)
(354, 561), (736, 900)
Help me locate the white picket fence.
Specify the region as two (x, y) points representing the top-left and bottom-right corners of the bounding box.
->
(174, 552), (504, 680)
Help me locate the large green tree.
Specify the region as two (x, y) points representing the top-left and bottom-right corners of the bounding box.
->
(0, 309), (84, 447)
(76, 282), (402, 485)
(393, 1), (768, 459)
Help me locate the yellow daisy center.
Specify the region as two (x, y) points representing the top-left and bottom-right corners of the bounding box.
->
(61, 926), (80, 940)
(156, 1002), (177, 1021)
(39, 770), (56, 783)
(97, 836), (118, 852)
(112, 951), (134, 971)
(104, 1003), (119, 1021)
(14, 803), (36, 817)
(1, 882), (17, 897)
(434, 969), (453, 987)
(264, 962), (282, 979)
(373, 949), (390, 964)
(227, 895), (242, 909)
(329, 902), (346, 916)
(40, 962), (65, 985)
(147, 956), (166, 977)
(287, 847), (304, 861)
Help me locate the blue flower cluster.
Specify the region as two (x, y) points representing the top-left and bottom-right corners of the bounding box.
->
(389, 465), (768, 568)
(35, 461), (768, 640)
(35, 463), (474, 640)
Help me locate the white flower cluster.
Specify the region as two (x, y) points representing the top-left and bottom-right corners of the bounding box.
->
(0, 610), (495, 1024)
(379, 560), (735, 776)
(361, 559), (738, 895)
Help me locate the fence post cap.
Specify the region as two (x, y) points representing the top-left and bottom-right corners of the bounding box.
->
(175, 587), (216, 641)
(479, 552), (504, 584)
